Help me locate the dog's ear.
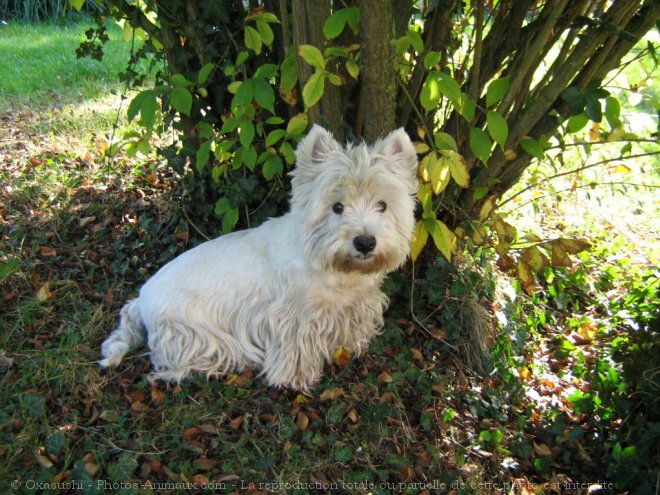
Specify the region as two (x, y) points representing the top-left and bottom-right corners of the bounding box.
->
(377, 128), (419, 193)
(295, 124), (342, 166)
(379, 128), (418, 173)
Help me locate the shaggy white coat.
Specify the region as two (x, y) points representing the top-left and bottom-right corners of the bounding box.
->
(99, 125), (418, 390)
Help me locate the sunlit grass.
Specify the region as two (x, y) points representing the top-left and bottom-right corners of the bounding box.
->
(0, 20), (135, 106)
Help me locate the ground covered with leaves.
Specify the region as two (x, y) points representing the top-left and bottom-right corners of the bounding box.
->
(1, 103), (659, 495)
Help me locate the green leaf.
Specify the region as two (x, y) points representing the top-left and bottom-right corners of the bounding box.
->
(280, 141), (296, 164)
(70, 0), (85, 11)
(232, 79), (254, 109)
(263, 155), (284, 180)
(334, 446), (353, 463)
(562, 86), (585, 114)
(486, 110), (509, 148)
(566, 112), (589, 133)
(280, 55), (298, 92)
(469, 127), (492, 164)
(437, 72), (461, 103)
(222, 208), (240, 234)
(604, 96), (621, 128)
(486, 76), (509, 108)
(196, 140), (212, 173)
(324, 9), (348, 40)
(108, 452), (138, 483)
(585, 97), (602, 122)
(127, 89), (157, 127)
(456, 93), (476, 121)
(198, 63), (214, 84)
(298, 45), (326, 71)
(254, 63), (278, 80)
(287, 113), (309, 135)
(256, 19), (274, 47)
(214, 197), (231, 215)
(520, 137), (545, 159)
(434, 131), (457, 152)
(0, 258), (19, 281)
(238, 120), (255, 148)
(302, 71), (325, 109)
(243, 146), (258, 170)
(244, 25), (262, 54)
(170, 73), (191, 87)
(170, 86), (192, 116)
(420, 72), (441, 111)
(407, 29), (424, 53)
(254, 79), (275, 114)
(266, 129), (286, 148)
(346, 59), (360, 79)
(221, 116), (241, 134)
(236, 50), (249, 66)
(423, 51), (442, 69)
(345, 7), (360, 33)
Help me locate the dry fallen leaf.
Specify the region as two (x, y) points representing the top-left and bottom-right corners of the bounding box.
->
(228, 416), (244, 430)
(296, 411), (309, 432)
(332, 347), (351, 366)
(377, 370), (394, 384)
(35, 282), (52, 302)
(319, 387), (344, 401)
(39, 245), (57, 257)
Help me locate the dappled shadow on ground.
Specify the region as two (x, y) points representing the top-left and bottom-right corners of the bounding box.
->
(1, 120), (658, 494)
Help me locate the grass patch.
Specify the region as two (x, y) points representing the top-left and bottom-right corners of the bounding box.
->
(0, 20), (131, 105)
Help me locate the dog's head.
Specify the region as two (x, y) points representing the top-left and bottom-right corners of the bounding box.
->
(290, 125), (418, 275)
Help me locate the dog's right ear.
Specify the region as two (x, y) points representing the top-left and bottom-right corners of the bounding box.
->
(295, 124), (342, 166)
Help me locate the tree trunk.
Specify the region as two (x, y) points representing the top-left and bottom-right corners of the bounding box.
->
(359, 0), (397, 142)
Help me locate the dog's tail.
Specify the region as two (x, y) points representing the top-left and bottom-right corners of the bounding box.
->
(99, 299), (144, 368)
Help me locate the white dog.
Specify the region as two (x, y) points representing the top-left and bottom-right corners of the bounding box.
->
(99, 125), (418, 390)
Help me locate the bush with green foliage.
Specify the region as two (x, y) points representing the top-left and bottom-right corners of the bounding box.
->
(72, 1), (658, 273)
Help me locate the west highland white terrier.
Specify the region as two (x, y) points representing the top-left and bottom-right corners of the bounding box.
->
(99, 125), (418, 390)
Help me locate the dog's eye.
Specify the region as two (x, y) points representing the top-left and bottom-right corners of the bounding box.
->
(376, 201), (387, 212)
(332, 202), (344, 214)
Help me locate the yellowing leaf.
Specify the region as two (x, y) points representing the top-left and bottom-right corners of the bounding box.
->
(430, 219), (457, 261)
(479, 195), (497, 221)
(521, 246), (548, 272)
(419, 152), (435, 183)
(551, 244), (573, 267)
(558, 238), (591, 254)
(332, 347), (351, 366)
(609, 163), (632, 174)
(471, 226), (487, 246)
(410, 220), (429, 261)
(286, 112), (308, 135)
(497, 253), (515, 271)
(517, 260), (538, 295)
(443, 150), (470, 188)
(414, 142), (430, 154)
(432, 155), (451, 194)
(577, 322), (597, 343)
(503, 149), (517, 161)
(493, 217), (516, 243)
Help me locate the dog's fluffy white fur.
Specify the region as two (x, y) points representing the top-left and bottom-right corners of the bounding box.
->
(99, 125), (418, 390)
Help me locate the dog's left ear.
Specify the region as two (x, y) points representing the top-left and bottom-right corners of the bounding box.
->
(378, 128), (419, 191)
(295, 124), (342, 167)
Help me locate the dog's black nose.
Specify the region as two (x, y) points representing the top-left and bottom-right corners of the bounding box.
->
(353, 235), (377, 254)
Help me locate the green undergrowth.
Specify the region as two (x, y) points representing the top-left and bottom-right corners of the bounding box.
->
(1, 18), (658, 495)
